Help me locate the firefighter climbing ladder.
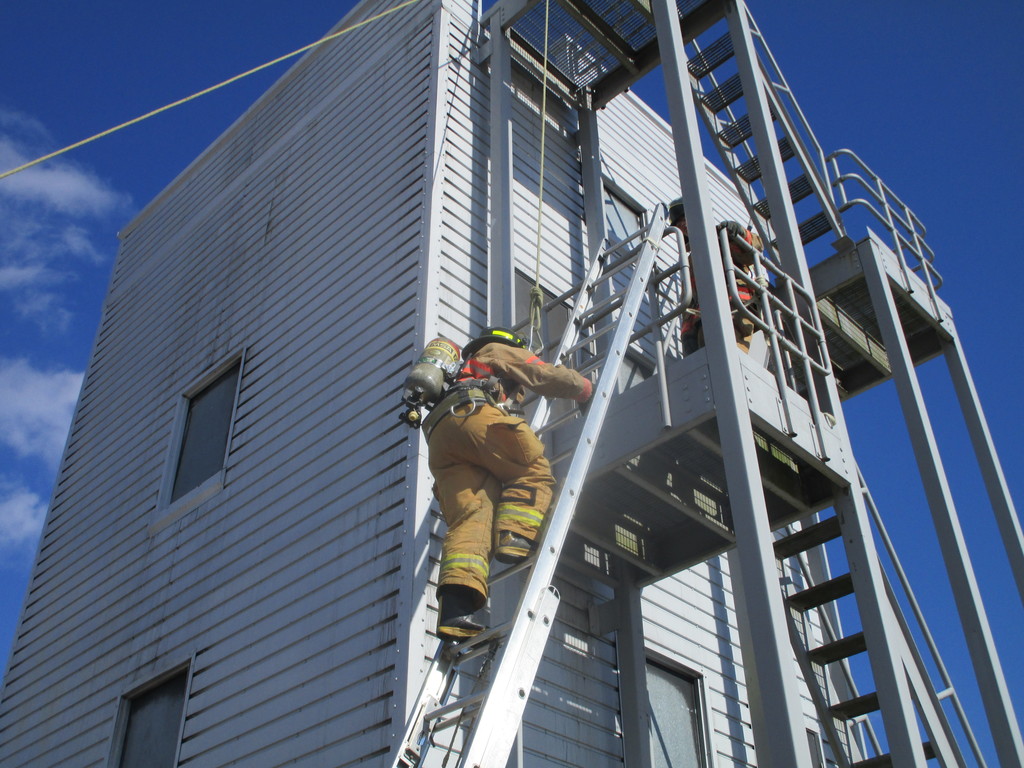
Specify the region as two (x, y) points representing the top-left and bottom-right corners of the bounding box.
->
(391, 205), (672, 768)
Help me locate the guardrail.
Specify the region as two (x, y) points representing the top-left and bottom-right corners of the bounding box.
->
(827, 149), (943, 319)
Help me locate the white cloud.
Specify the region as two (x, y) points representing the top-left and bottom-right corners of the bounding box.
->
(0, 110), (129, 334)
(0, 263), (50, 290)
(11, 291), (74, 333)
(0, 138), (129, 218)
(0, 479), (47, 552)
(0, 358), (82, 466)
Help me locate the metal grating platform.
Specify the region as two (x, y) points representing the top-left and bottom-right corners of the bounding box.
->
(491, 0), (724, 106)
(812, 235), (953, 397)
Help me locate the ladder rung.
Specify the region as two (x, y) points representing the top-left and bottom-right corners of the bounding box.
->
(688, 32), (734, 79)
(807, 631), (867, 666)
(788, 573), (854, 612)
(774, 516), (842, 559)
(488, 556), (535, 587)
(701, 74), (743, 113)
(453, 618), (514, 653)
(577, 293), (625, 329)
(830, 691), (879, 720)
(425, 691), (487, 727)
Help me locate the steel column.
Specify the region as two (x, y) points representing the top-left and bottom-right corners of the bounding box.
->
(726, 5), (929, 762)
(724, 1), (840, 420)
(859, 237), (1024, 768)
(616, 571), (655, 768)
(488, 20), (515, 326)
(577, 106), (608, 265)
(651, 0), (812, 764)
(942, 336), (1024, 606)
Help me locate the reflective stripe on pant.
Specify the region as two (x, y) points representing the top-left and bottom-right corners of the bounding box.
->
(429, 403), (555, 603)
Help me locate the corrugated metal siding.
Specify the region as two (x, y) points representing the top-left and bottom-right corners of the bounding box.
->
(0, 0), (441, 765)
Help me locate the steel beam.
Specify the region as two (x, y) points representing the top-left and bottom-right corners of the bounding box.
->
(859, 236), (1024, 768)
(616, 570), (655, 768)
(577, 107), (607, 267)
(726, 5), (931, 762)
(942, 335), (1024, 607)
(488, 22), (516, 325)
(651, 0), (813, 764)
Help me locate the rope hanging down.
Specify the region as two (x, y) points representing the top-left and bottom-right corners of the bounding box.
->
(528, 0), (553, 354)
(0, 0), (423, 183)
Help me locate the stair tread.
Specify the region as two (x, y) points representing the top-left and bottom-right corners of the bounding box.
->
(788, 572), (854, 612)
(774, 516), (842, 558)
(852, 745), (934, 768)
(799, 211), (832, 245)
(688, 32), (734, 79)
(807, 631), (867, 665)
(736, 136), (794, 182)
(702, 73), (743, 113)
(831, 691), (879, 720)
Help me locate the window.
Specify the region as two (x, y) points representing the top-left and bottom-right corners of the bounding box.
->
(114, 670), (189, 768)
(170, 359), (241, 503)
(604, 188), (643, 243)
(647, 660), (707, 767)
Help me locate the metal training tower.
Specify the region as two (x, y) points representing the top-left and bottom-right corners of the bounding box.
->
(394, 0), (1024, 765)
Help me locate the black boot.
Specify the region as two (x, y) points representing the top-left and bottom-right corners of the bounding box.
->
(437, 586), (485, 642)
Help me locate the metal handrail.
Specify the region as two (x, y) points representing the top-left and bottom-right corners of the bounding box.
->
(827, 149), (943, 311)
(721, 228), (834, 456)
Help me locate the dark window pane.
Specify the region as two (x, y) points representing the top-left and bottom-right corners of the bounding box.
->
(807, 729), (825, 768)
(171, 362), (240, 502)
(119, 672), (187, 768)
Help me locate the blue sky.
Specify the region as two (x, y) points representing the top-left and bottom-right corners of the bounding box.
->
(1, 0), (1021, 763)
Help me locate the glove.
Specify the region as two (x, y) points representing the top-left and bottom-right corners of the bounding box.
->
(575, 377), (593, 403)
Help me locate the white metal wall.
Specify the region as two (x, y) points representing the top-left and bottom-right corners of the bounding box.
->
(0, 0), (442, 765)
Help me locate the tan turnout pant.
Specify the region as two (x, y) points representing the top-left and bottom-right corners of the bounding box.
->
(428, 402), (554, 608)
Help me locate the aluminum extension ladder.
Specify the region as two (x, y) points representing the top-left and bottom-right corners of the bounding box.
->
(390, 205), (671, 768)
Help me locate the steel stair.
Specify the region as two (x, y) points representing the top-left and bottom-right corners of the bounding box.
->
(774, 480), (977, 768)
(685, 9), (845, 254)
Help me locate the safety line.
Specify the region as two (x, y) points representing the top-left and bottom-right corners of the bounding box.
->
(0, 0), (423, 182)
(528, 0), (553, 352)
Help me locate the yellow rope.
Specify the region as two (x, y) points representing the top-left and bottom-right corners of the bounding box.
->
(528, 0), (553, 353)
(0, 0), (423, 182)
